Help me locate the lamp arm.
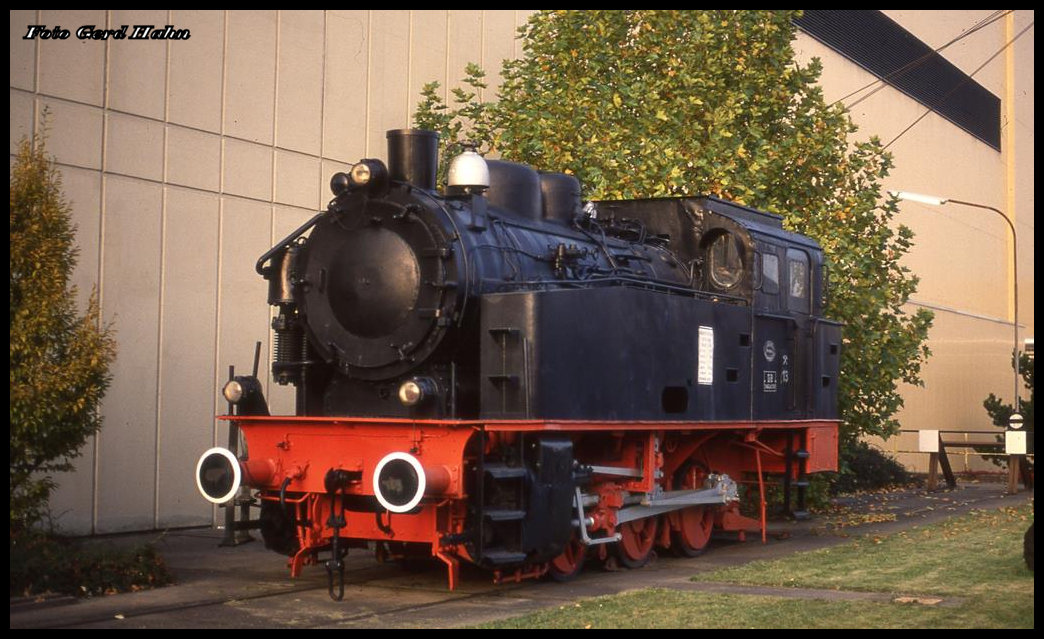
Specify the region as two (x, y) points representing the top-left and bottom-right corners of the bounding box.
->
(945, 199), (1020, 405)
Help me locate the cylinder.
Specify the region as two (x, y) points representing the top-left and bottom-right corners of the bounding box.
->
(241, 456), (277, 487)
(267, 244), (298, 305)
(372, 451), (452, 513)
(272, 310), (305, 386)
(386, 129), (439, 190)
(423, 464), (452, 495)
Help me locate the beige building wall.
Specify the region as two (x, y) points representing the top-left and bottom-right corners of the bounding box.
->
(9, 9), (534, 534)
(794, 10), (1035, 472)
(9, 10), (1034, 534)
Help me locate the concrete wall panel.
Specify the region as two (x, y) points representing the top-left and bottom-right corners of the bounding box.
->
(216, 196), (274, 447)
(37, 98), (104, 171)
(108, 10), (169, 120)
(10, 91), (34, 154)
(106, 112), (165, 182)
(168, 11), (224, 133)
(10, 11), (37, 92)
(223, 138), (273, 201)
(37, 10), (106, 106)
(62, 165), (104, 312)
(157, 187), (221, 527)
(323, 11), (369, 163)
(366, 11), (411, 156)
(95, 176), (163, 532)
(409, 11), (449, 125)
(225, 11), (277, 144)
(276, 11), (325, 155)
(166, 125), (221, 191)
(274, 149), (320, 210)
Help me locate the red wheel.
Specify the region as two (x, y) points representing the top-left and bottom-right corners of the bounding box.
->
(672, 506), (714, 557)
(548, 534), (586, 582)
(615, 517), (659, 568)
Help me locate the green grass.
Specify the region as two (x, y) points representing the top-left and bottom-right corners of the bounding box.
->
(693, 505), (1032, 596)
(477, 504), (1034, 629)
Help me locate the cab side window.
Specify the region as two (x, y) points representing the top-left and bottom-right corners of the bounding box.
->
(753, 245), (782, 312)
(706, 231), (744, 290)
(787, 249), (810, 314)
(762, 252), (780, 295)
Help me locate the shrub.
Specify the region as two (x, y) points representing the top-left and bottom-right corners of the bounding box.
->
(832, 440), (916, 494)
(10, 129), (117, 534)
(10, 532), (172, 598)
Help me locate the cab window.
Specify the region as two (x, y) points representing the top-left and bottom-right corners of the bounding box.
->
(761, 252), (779, 295)
(706, 231), (743, 290)
(787, 249), (810, 314)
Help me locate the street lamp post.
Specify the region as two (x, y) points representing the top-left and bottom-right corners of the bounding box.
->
(890, 191), (1020, 406)
(890, 191), (1024, 492)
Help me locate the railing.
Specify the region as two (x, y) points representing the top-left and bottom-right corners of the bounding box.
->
(897, 429), (1034, 495)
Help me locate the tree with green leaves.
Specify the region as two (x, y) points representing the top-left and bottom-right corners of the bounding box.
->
(10, 131), (117, 534)
(415, 9), (933, 445)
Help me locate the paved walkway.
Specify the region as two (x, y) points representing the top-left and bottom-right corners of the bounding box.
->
(10, 480), (1032, 629)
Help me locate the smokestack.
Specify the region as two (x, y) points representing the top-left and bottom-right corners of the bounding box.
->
(386, 129), (439, 190)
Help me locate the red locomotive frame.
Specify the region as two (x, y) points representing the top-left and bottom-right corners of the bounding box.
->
(220, 414), (837, 589)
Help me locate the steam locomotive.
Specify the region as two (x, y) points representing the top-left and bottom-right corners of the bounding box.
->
(195, 129), (841, 599)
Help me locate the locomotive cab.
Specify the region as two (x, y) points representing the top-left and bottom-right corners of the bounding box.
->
(695, 198), (840, 420)
(583, 195), (841, 421)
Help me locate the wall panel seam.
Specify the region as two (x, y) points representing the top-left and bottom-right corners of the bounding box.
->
(153, 8), (175, 529)
(365, 10), (372, 156)
(269, 12), (282, 394)
(319, 11), (328, 210)
(90, 9), (114, 535)
(406, 11), (414, 127)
